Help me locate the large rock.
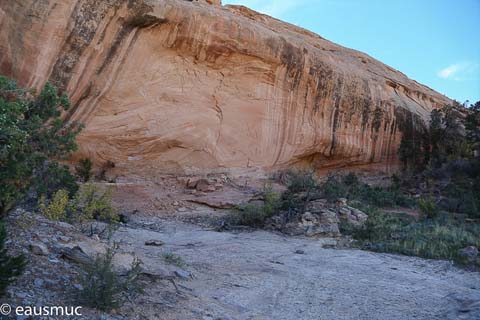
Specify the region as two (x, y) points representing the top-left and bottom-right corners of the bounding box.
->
(300, 210), (341, 237)
(0, 0), (451, 177)
(337, 206), (369, 227)
(29, 242), (49, 256)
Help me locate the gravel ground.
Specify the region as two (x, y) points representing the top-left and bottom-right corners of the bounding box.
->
(4, 212), (479, 320)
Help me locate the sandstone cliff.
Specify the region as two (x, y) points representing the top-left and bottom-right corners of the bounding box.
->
(0, 0), (451, 177)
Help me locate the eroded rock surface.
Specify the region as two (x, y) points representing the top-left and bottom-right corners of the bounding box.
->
(0, 0), (450, 177)
(266, 198), (369, 238)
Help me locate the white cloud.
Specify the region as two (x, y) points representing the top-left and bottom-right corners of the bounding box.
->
(437, 62), (479, 81)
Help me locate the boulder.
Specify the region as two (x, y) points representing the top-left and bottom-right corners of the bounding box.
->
(301, 210), (340, 237)
(306, 199), (328, 213)
(305, 224), (340, 238)
(186, 177), (202, 189)
(337, 206), (368, 227)
(29, 242), (49, 256)
(349, 207), (368, 224)
(195, 179), (217, 192)
(336, 198), (348, 206)
(301, 212), (319, 226)
(60, 246), (93, 266)
(318, 210), (340, 224)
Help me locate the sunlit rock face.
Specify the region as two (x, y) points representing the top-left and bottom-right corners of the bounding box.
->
(0, 0), (450, 177)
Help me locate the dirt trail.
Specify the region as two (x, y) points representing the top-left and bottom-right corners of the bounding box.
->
(109, 216), (480, 320)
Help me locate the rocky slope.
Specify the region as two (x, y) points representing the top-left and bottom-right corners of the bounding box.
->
(0, 0), (450, 177)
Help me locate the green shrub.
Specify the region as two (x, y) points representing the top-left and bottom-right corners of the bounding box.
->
(32, 162), (78, 200)
(230, 187), (280, 228)
(0, 221), (26, 296)
(72, 184), (119, 224)
(442, 174), (479, 218)
(162, 252), (185, 267)
(393, 222), (479, 262)
(346, 205), (408, 242)
(320, 173), (414, 208)
(0, 76), (81, 216)
(342, 172), (360, 186)
(418, 196), (438, 219)
(78, 244), (143, 311)
(322, 176), (348, 201)
(286, 170), (316, 193)
(38, 184), (119, 224)
(348, 209), (480, 265)
(39, 189), (69, 221)
(75, 158), (93, 183)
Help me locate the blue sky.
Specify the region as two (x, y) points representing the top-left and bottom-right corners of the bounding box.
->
(223, 0), (480, 104)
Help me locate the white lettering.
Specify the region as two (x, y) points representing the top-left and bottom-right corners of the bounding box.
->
(15, 306), (24, 315)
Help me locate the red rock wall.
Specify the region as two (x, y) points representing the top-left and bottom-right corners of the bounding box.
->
(0, 0), (450, 177)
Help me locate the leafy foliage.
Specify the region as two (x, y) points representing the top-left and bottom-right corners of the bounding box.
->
(75, 158), (93, 183)
(32, 162), (79, 199)
(0, 221), (26, 296)
(465, 101), (480, 157)
(37, 184), (119, 224)
(78, 244), (143, 311)
(285, 170), (316, 193)
(0, 76), (81, 215)
(418, 196), (438, 220)
(398, 111), (429, 170)
(398, 102), (476, 170)
(38, 189), (70, 221)
(229, 186), (281, 227)
(321, 174), (414, 208)
(73, 184), (119, 224)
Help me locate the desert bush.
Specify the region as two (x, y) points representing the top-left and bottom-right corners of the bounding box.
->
(345, 205), (408, 242)
(285, 170), (316, 193)
(0, 221), (27, 297)
(322, 176), (349, 201)
(347, 208), (480, 265)
(418, 196), (438, 219)
(342, 172), (360, 186)
(75, 158), (93, 183)
(393, 222), (479, 262)
(72, 184), (119, 224)
(278, 171), (318, 219)
(32, 162), (78, 200)
(162, 252), (185, 267)
(412, 159), (480, 218)
(230, 187), (281, 228)
(0, 76), (81, 216)
(78, 244), (143, 311)
(38, 189), (70, 221)
(37, 184), (119, 224)
(321, 173), (414, 208)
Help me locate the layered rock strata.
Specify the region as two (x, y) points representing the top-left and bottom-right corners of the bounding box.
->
(0, 0), (450, 176)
